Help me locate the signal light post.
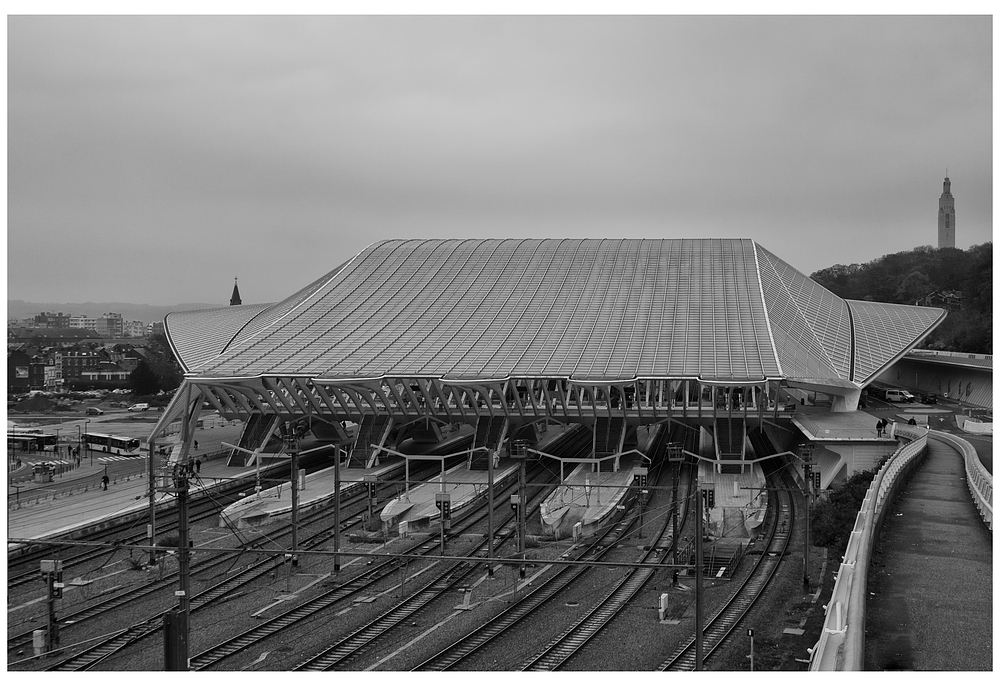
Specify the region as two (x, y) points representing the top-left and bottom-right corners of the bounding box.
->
(487, 447), (495, 577)
(435, 492), (451, 552)
(666, 442), (683, 575)
(512, 440), (528, 578)
(800, 443), (815, 591)
(159, 464), (191, 670)
(284, 430), (300, 568)
(364, 473), (378, 523)
(634, 466), (648, 537)
(41, 559), (63, 654)
(695, 484), (704, 671)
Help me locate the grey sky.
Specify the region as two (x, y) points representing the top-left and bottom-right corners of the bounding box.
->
(7, 14), (992, 306)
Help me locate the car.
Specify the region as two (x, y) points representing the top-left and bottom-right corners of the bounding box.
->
(127, 403), (150, 412)
(885, 389), (916, 403)
(86, 407), (105, 416)
(920, 393), (939, 404)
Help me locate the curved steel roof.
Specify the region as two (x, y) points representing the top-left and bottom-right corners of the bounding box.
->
(165, 238), (945, 388)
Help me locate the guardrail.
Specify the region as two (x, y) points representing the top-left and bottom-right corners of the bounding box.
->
(932, 431), (993, 530)
(809, 426), (928, 671)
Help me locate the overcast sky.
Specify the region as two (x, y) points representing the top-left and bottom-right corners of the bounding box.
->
(6, 13), (993, 307)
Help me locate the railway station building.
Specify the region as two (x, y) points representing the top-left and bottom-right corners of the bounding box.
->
(153, 238), (945, 502)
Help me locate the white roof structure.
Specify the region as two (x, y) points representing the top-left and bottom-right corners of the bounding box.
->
(167, 238), (944, 390)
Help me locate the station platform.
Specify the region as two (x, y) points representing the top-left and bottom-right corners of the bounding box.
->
(793, 405), (906, 442)
(379, 458), (520, 533)
(697, 460), (767, 541)
(540, 454), (644, 539)
(219, 458), (405, 529)
(792, 406), (916, 488)
(7, 450), (262, 546)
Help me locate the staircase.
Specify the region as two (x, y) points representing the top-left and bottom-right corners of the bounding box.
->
(470, 417), (506, 470)
(227, 414), (280, 466)
(691, 543), (743, 578)
(714, 418), (745, 474)
(593, 416), (625, 457)
(747, 426), (777, 460)
(351, 416), (391, 467)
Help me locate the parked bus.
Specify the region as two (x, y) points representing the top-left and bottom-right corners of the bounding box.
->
(8, 432), (59, 453)
(81, 432), (142, 456)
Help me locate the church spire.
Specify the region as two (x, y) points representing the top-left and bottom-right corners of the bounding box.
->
(230, 277), (242, 306)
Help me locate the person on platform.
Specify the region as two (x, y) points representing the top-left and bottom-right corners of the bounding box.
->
(195, 458), (201, 473)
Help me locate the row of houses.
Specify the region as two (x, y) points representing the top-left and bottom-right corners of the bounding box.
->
(8, 311), (157, 339)
(7, 341), (154, 393)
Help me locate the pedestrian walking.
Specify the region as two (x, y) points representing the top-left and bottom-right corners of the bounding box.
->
(101, 474), (109, 491)
(195, 458), (201, 473)
(194, 440), (199, 451)
(875, 419), (883, 437)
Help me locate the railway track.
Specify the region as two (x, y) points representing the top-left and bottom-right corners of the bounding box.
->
(519, 462), (694, 670)
(8, 446), (340, 588)
(414, 450), (677, 671)
(37, 429), (581, 671)
(657, 458), (795, 670)
(187, 459), (562, 671)
(291, 461), (568, 671)
(8, 476), (251, 590)
(413, 424), (697, 672)
(29, 460), (442, 669)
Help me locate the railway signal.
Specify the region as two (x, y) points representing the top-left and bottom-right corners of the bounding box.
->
(435, 492), (451, 552)
(634, 466), (648, 491)
(364, 473), (379, 525)
(41, 559), (62, 653)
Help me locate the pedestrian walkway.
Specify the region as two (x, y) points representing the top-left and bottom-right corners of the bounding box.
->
(864, 436), (993, 670)
(95, 454), (147, 464)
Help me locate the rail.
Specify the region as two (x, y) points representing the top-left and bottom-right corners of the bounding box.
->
(809, 426), (928, 671)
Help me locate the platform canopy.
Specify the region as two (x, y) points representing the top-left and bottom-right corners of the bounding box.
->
(167, 238), (944, 386)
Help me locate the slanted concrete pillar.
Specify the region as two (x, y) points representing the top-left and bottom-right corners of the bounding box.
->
(831, 388), (862, 412)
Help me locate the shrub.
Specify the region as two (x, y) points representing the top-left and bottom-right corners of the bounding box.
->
(810, 468), (877, 554)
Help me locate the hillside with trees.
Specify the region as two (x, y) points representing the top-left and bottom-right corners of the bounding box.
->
(810, 243), (992, 354)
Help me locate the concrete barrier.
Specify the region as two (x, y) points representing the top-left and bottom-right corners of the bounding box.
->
(932, 430), (992, 530)
(810, 427), (928, 671)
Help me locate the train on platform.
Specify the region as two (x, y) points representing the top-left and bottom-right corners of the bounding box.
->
(81, 432), (142, 456)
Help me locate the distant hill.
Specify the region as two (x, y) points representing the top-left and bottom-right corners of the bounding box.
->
(6, 300), (226, 323)
(810, 243), (992, 354)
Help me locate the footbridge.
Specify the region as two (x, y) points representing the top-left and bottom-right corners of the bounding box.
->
(808, 427), (992, 670)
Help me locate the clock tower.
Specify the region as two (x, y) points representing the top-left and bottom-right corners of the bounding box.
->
(937, 176), (955, 248)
